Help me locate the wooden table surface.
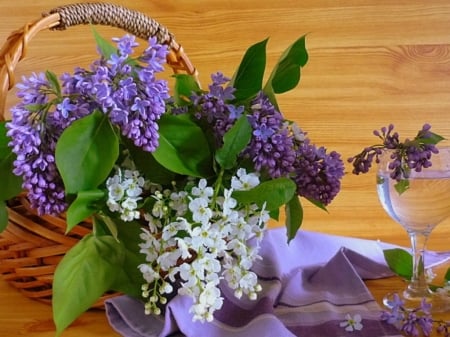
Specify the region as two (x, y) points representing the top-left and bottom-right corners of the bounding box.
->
(1, 0), (449, 336)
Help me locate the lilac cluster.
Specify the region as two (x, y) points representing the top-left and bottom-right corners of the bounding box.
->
(7, 73), (68, 215)
(293, 139), (344, 205)
(348, 124), (440, 182)
(61, 35), (169, 152)
(380, 293), (449, 337)
(243, 92), (344, 205)
(245, 92), (296, 178)
(6, 35), (169, 215)
(191, 72), (244, 146)
(192, 75), (344, 206)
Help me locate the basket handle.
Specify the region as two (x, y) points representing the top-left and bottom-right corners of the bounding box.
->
(0, 2), (198, 121)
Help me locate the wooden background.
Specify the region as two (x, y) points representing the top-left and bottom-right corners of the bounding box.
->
(0, 0), (449, 336)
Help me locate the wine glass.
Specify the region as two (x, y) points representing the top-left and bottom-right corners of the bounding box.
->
(377, 146), (450, 312)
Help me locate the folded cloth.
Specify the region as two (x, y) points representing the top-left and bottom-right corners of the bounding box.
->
(105, 229), (449, 337)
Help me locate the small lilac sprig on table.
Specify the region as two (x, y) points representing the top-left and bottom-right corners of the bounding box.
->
(381, 293), (449, 337)
(348, 124), (445, 194)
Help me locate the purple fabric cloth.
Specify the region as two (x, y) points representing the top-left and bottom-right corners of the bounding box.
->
(105, 229), (449, 337)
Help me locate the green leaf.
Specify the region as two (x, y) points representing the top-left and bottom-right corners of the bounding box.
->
(53, 235), (123, 335)
(55, 111), (119, 194)
(264, 35), (308, 96)
(230, 38), (268, 101)
(90, 218), (145, 296)
(0, 122), (23, 200)
(173, 74), (201, 105)
(445, 267), (450, 282)
(66, 190), (105, 233)
(285, 196), (303, 243)
(383, 248), (413, 280)
(92, 27), (117, 60)
(232, 177), (296, 211)
(394, 179), (410, 195)
(417, 132), (445, 145)
(45, 70), (61, 97)
(125, 138), (176, 185)
(97, 214), (119, 242)
(153, 114), (213, 177)
(112, 219), (146, 296)
(0, 202), (8, 233)
(305, 197), (328, 212)
(215, 116), (252, 169)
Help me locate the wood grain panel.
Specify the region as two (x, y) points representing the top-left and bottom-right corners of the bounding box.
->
(0, 0), (449, 335)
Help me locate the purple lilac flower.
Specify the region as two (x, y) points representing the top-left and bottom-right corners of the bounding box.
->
(240, 91), (344, 204)
(7, 98), (67, 215)
(56, 97), (77, 118)
(60, 35), (170, 152)
(191, 72), (243, 146)
(293, 139), (344, 205)
(7, 34), (170, 215)
(437, 322), (450, 337)
(380, 294), (446, 337)
(185, 73), (344, 205)
(243, 92), (297, 178)
(15, 72), (48, 105)
(348, 124), (441, 182)
(112, 34), (139, 56)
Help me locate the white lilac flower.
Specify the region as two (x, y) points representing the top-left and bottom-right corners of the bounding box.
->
(169, 191), (188, 215)
(122, 197), (139, 211)
(157, 251), (181, 271)
(239, 249), (260, 270)
(120, 208), (140, 222)
(161, 221), (183, 242)
(231, 168), (260, 191)
(126, 181), (144, 197)
(221, 188), (237, 216)
(106, 199), (120, 212)
(189, 197), (212, 225)
(196, 282), (223, 322)
(151, 199), (166, 218)
(239, 271), (259, 293)
(188, 224), (215, 250)
(191, 178), (214, 199)
(226, 238), (248, 256)
(108, 182), (125, 201)
(223, 264), (242, 292)
(339, 314), (363, 332)
(175, 238), (192, 260)
(138, 171), (270, 321)
(230, 217), (253, 237)
(199, 253), (221, 274)
(106, 168), (146, 221)
(138, 263), (160, 284)
(143, 213), (162, 233)
(178, 263), (198, 288)
(159, 281), (174, 295)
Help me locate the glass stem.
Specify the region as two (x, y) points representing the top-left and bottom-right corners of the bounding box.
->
(405, 230), (432, 299)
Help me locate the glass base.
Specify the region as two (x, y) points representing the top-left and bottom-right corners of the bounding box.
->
(383, 290), (450, 313)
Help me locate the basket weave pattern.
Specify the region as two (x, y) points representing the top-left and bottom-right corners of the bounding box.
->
(0, 197), (97, 305)
(0, 2), (196, 306)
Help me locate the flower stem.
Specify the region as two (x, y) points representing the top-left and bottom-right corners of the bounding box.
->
(212, 168), (225, 207)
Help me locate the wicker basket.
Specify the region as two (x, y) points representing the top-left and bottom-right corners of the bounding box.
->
(0, 2), (197, 306)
